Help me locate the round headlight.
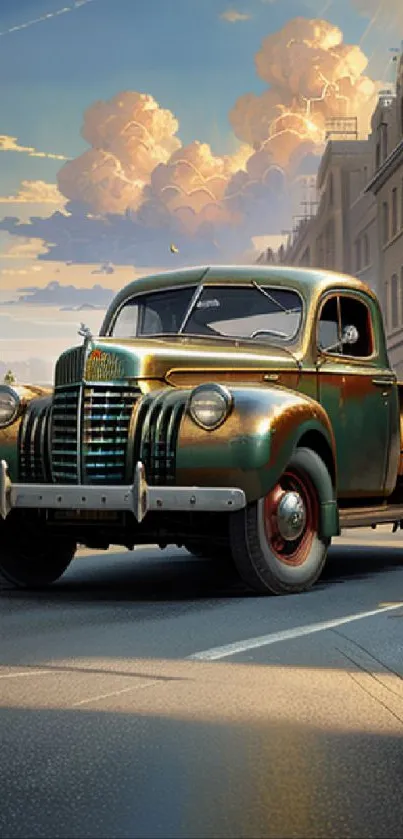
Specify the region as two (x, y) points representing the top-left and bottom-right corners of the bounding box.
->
(0, 386), (20, 428)
(188, 385), (232, 430)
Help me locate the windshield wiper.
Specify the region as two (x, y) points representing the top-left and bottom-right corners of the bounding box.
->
(178, 269), (210, 333)
(252, 281), (299, 315)
(250, 281), (302, 369)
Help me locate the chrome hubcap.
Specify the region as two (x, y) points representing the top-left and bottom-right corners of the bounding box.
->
(276, 491), (306, 541)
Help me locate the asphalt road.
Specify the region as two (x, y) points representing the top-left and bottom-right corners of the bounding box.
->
(1, 527), (403, 839)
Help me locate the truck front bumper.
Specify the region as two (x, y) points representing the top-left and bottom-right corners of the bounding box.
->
(0, 460), (247, 522)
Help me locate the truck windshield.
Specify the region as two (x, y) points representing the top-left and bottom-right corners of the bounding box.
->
(111, 284), (302, 343)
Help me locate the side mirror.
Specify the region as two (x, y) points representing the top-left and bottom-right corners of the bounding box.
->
(341, 325), (359, 346)
(317, 322), (359, 358)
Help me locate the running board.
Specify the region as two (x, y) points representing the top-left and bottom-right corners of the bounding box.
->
(339, 503), (403, 529)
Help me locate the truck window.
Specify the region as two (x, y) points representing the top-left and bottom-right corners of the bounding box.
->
(318, 297), (340, 353)
(339, 296), (373, 358)
(318, 294), (373, 358)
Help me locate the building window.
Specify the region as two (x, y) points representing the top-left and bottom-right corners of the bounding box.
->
(392, 187), (398, 236)
(401, 178), (403, 228)
(382, 201), (389, 244)
(391, 273), (398, 329)
(363, 233), (370, 266)
(355, 238), (362, 272)
(376, 142), (381, 169)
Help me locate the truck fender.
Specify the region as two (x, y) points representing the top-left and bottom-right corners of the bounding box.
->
(0, 386), (53, 481)
(175, 385), (338, 536)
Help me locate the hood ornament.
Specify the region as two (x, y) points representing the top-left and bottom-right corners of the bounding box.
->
(78, 322), (94, 350)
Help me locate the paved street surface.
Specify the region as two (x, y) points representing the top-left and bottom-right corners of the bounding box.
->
(1, 527), (403, 839)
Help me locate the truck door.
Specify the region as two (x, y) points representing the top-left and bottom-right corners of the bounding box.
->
(317, 291), (396, 498)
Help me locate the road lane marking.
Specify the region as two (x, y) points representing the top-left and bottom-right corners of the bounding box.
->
(188, 603), (403, 661)
(71, 680), (159, 707)
(0, 669), (53, 679)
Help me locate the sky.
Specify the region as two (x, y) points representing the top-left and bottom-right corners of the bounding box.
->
(0, 0), (402, 374)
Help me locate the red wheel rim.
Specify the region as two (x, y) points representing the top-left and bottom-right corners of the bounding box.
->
(263, 468), (319, 567)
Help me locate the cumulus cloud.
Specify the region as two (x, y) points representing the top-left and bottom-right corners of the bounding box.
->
(0, 175), (291, 266)
(0, 17), (383, 265)
(57, 92), (181, 213)
(138, 141), (252, 234)
(220, 10), (251, 22)
(0, 180), (65, 205)
(229, 17), (379, 169)
(0, 135), (69, 161)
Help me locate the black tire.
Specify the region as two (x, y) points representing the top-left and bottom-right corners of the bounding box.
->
(0, 520), (76, 589)
(229, 447), (331, 595)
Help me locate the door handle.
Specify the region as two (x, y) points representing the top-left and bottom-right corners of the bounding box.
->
(372, 377), (394, 387)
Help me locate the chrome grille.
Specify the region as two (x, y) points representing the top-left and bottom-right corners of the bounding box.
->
(19, 397), (52, 482)
(133, 391), (186, 485)
(51, 386), (81, 483)
(50, 384), (140, 485)
(82, 386), (139, 484)
(54, 345), (86, 387)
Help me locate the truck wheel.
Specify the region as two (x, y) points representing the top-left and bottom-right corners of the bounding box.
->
(0, 523), (76, 589)
(229, 447), (331, 595)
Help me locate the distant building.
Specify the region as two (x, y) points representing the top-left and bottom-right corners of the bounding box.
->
(260, 44), (403, 374)
(281, 138), (375, 288)
(365, 53), (403, 376)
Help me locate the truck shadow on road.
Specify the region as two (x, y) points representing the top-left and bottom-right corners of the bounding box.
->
(1, 541), (402, 604)
(320, 542), (402, 586)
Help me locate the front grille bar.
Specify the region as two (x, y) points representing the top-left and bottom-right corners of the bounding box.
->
(50, 384), (141, 486)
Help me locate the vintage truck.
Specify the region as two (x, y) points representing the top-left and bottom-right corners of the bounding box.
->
(0, 264), (401, 596)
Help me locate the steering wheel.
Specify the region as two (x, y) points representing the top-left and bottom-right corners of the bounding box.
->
(249, 328), (288, 339)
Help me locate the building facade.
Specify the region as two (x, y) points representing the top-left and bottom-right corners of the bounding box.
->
(365, 54), (403, 376)
(267, 48), (403, 373)
(288, 140), (374, 274)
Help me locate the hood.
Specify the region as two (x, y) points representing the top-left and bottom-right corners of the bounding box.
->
(81, 335), (300, 387)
